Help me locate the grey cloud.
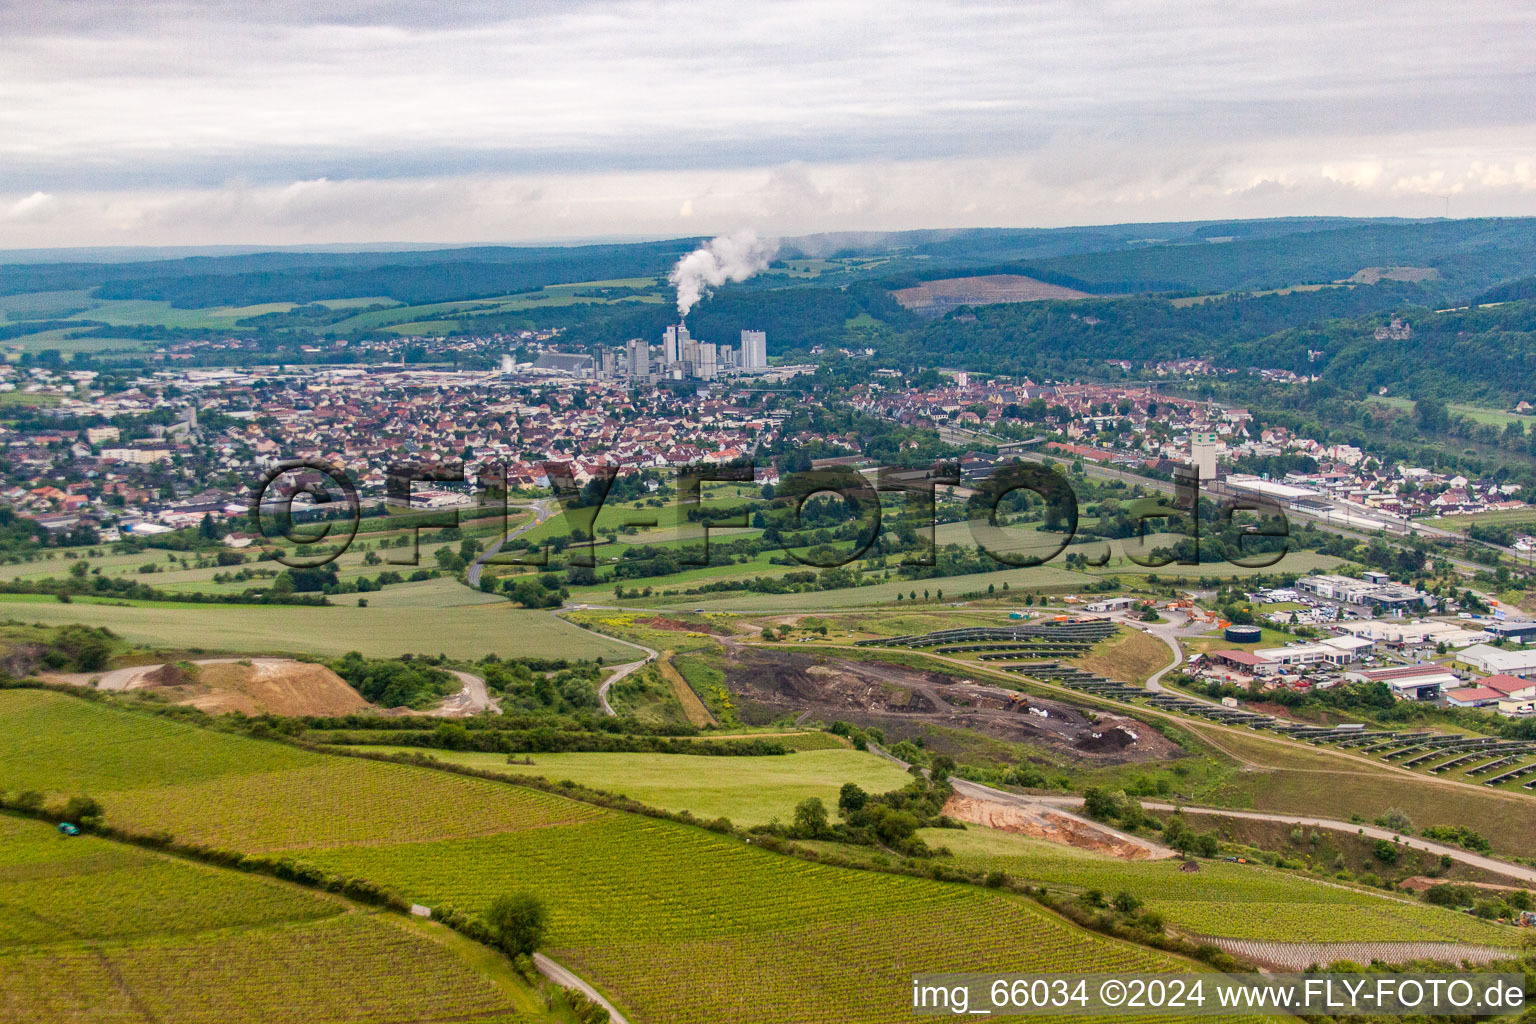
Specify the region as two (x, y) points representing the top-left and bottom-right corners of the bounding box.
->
(1, 0), (1534, 243)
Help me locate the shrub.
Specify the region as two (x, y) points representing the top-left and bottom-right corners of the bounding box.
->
(483, 893), (548, 959)
(61, 794), (104, 826)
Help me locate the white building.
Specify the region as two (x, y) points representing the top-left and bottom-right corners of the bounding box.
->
(740, 330), (767, 369)
(626, 338), (650, 378)
(1190, 431), (1219, 480)
(1084, 597), (1134, 612)
(1459, 643), (1536, 676)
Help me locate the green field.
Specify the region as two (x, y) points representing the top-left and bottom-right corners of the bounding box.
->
(333, 748), (915, 826)
(1438, 507), (1536, 534)
(0, 689), (1273, 1024)
(0, 595), (632, 661)
(1367, 394), (1536, 431)
(0, 814), (553, 1023)
(909, 825), (1513, 945)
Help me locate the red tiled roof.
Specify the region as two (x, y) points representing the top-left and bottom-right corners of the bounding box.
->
(1446, 686), (1502, 703)
(1480, 674), (1534, 695)
(1211, 649), (1265, 666)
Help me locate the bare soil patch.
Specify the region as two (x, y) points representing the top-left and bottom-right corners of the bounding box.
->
(1347, 266), (1437, 284)
(891, 274), (1090, 315)
(720, 648), (1177, 763)
(134, 659), (370, 716)
(636, 615), (732, 636)
(943, 793), (1157, 859)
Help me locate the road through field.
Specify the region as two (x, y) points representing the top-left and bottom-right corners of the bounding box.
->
(1028, 796), (1536, 886)
(465, 499), (557, 589)
(867, 742), (1173, 859)
(534, 954), (633, 1024)
(596, 648), (656, 716)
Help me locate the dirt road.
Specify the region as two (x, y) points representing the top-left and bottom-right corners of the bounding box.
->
(430, 670), (502, 717)
(89, 657), (288, 691)
(948, 778), (1174, 859)
(868, 742), (1172, 859)
(596, 649), (657, 716)
(1029, 796), (1536, 885)
(533, 953), (630, 1024)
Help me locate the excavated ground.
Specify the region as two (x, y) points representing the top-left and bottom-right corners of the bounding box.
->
(720, 648), (1178, 763)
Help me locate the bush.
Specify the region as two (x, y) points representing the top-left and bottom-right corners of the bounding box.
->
(61, 795), (104, 826)
(483, 892), (548, 958)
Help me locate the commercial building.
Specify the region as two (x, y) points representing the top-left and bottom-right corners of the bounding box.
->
(1486, 620), (1536, 644)
(1084, 597), (1134, 612)
(1445, 685), (1504, 708)
(1459, 643), (1536, 676)
(1295, 573), (1431, 613)
(1346, 664), (1458, 700)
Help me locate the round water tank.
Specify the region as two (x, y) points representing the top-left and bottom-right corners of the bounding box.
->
(1224, 624), (1262, 644)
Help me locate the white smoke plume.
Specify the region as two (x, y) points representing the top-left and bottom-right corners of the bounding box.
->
(669, 228), (777, 318)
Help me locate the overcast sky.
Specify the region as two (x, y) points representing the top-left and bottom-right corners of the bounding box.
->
(2, 0), (1534, 247)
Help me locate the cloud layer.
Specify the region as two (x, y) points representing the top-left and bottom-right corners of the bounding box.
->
(2, 0), (1534, 245)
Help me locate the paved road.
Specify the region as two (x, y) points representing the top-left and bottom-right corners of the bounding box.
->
(1029, 795), (1536, 885)
(465, 499), (557, 589)
(534, 953), (630, 1024)
(429, 670), (501, 717)
(595, 649), (657, 716)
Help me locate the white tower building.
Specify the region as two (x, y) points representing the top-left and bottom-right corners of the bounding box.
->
(740, 330), (767, 369)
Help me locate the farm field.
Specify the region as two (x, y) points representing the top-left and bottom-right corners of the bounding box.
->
(1438, 507), (1536, 534)
(0, 594), (631, 661)
(1, 688), (1275, 1024)
(330, 747), (915, 826)
(0, 815), (553, 1023)
(0, 511), (527, 599)
(1366, 394), (1536, 431)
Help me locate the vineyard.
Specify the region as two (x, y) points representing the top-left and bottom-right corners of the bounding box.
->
(99, 756), (606, 852)
(0, 816), (547, 1023)
(922, 827), (1516, 945)
(298, 819), (1248, 1024)
(0, 687), (1514, 1023)
(0, 688), (309, 792)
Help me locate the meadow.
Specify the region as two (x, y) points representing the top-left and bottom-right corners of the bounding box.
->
(0, 688), (1275, 1024)
(0, 814), (553, 1023)
(330, 747), (915, 826)
(0, 595), (632, 661)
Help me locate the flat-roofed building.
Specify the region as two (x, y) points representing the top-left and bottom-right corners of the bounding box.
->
(1459, 643), (1536, 676)
(1347, 663), (1458, 700)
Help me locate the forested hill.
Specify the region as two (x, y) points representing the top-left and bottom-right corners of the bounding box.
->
(5, 216), (1536, 403)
